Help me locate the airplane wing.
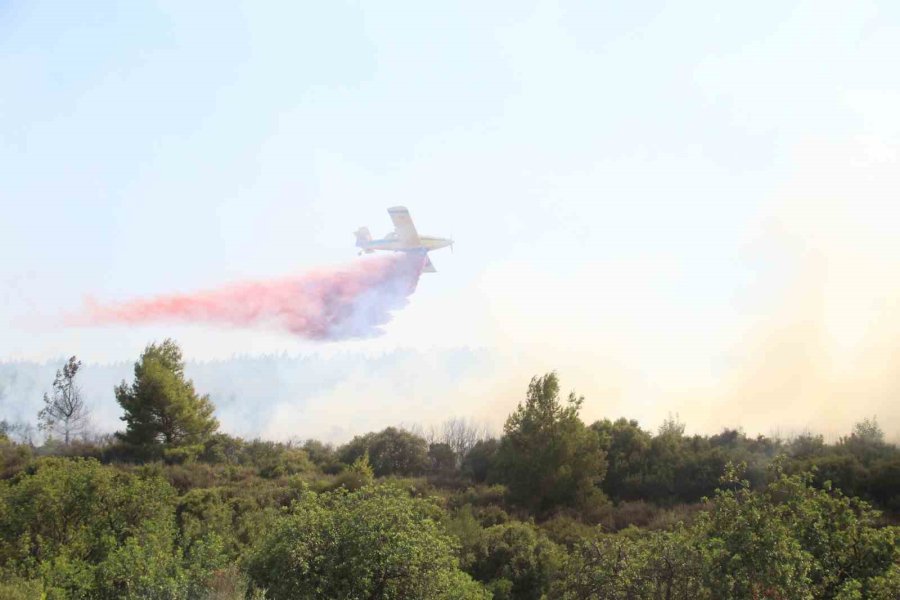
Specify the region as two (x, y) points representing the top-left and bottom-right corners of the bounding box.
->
(387, 206), (421, 246)
(423, 255), (436, 272)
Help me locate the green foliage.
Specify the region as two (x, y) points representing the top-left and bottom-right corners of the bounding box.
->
(301, 439), (341, 474)
(555, 464), (900, 600)
(198, 565), (267, 600)
(461, 438), (499, 483)
(199, 433), (245, 464)
(0, 457), (185, 598)
(556, 528), (705, 600)
(447, 485), (511, 533)
(465, 521), (565, 600)
(176, 488), (234, 567)
(428, 441), (457, 473)
(237, 440), (314, 479)
(1, 369), (898, 600)
(337, 427), (429, 477)
(115, 339), (219, 461)
(327, 452), (375, 491)
(196, 434), (317, 482)
(0, 576), (44, 600)
(867, 562), (900, 600)
(447, 505), (486, 565)
(592, 418), (652, 500)
(540, 514), (600, 548)
(790, 432), (827, 459)
(91, 518), (186, 600)
(786, 417), (900, 511)
(494, 373), (608, 514)
(694, 463), (898, 599)
(244, 483), (489, 599)
(0, 433), (32, 478)
(594, 419), (781, 505)
(696, 464), (816, 599)
(868, 457), (900, 512)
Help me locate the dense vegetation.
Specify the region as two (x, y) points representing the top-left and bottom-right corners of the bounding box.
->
(1, 340), (898, 599)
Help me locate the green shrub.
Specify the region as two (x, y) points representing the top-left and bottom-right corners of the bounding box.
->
(0, 576), (44, 600)
(244, 483), (488, 599)
(466, 521), (565, 600)
(0, 457), (184, 598)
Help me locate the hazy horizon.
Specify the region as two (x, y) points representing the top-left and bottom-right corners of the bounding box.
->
(2, 347), (896, 444)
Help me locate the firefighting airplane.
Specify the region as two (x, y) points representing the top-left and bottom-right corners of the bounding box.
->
(354, 206), (453, 272)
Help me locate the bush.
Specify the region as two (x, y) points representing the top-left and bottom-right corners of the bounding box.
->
(198, 565), (267, 600)
(556, 529), (704, 600)
(244, 483), (489, 599)
(0, 457), (184, 598)
(540, 514), (598, 548)
(337, 427), (429, 477)
(0, 436), (32, 479)
(0, 576), (44, 600)
(695, 464), (899, 599)
(465, 521), (565, 600)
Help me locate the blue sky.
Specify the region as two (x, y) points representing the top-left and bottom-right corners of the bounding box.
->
(2, 1), (900, 439)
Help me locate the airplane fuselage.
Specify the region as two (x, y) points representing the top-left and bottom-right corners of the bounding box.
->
(358, 236), (452, 253)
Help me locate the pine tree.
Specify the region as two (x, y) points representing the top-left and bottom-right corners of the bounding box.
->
(115, 339), (218, 460)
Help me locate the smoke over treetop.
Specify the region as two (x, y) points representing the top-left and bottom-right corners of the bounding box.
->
(73, 254), (425, 340)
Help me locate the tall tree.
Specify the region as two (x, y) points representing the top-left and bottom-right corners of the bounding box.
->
(115, 339), (218, 460)
(38, 356), (89, 444)
(591, 418), (652, 501)
(494, 373), (607, 514)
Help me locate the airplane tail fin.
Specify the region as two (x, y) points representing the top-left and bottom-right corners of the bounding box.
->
(354, 227), (372, 247)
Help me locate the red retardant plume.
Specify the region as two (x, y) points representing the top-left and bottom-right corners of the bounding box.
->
(74, 254), (425, 340)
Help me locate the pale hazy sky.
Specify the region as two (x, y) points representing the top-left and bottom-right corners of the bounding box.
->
(2, 1), (900, 439)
